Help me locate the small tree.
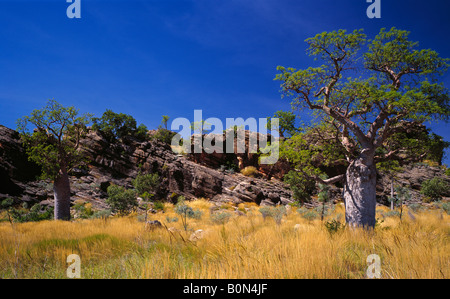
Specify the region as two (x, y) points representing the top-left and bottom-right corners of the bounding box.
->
(132, 172), (160, 221)
(161, 115), (170, 130)
(174, 197), (203, 231)
(17, 99), (92, 220)
(317, 177), (331, 221)
(106, 185), (138, 215)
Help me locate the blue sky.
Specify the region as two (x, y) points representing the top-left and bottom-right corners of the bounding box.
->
(1, 0), (449, 163)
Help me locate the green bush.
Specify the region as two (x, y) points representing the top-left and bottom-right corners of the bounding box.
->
(259, 205), (287, 225)
(151, 128), (178, 144)
(106, 185), (137, 215)
(91, 209), (112, 219)
(73, 201), (94, 219)
(92, 109), (148, 142)
(324, 219), (345, 236)
(283, 171), (315, 203)
(211, 210), (233, 225)
(297, 207), (318, 221)
(442, 202), (450, 214)
(1, 198), (14, 209)
(420, 178), (448, 201)
(8, 204), (54, 223)
(166, 216), (179, 223)
(153, 201), (165, 211)
(132, 173), (160, 199)
(444, 168), (450, 176)
(174, 197), (203, 231)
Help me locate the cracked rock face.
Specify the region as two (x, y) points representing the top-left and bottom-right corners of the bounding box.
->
(0, 126), (293, 208)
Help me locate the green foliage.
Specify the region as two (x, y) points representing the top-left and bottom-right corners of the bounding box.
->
(210, 210), (233, 225)
(106, 185), (137, 215)
(1, 198), (14, 209)
(73, 201), (94, 219)
(275, 27), (450, 195)
(441, 202), (450, 215)
(174, 197), (203, 231)
(92, 109), (148, 142)
(324, 219), (345, 237)
(266, 110), (300, 138)
(91, 209), (112, 220)
(151, 128), (178, 144)
(153, 201), (165, 212)
(280, 125), (348, 182)
(420, 178), (448, 201)
(259, 205), (287, 225)
(190, 120), (212, 135)
(445, 168), (450, 176)
(166, 216), (179, 223)
(283, 170), (315, 203)
(16, 99), (92, 180)
(132, 173), (160, 200)
(161, 115), (170, 129)
(8, 204), (54, 223)
(297, 207), (318, 221)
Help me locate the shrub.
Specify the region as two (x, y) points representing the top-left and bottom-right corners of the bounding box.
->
(132, 173), (160, 199)
(420, 178), (448, 201)
(166, 216), (179, 223)
(153, 201), (165, 211)
(408, 203), (422, 213)
(106, 185), (137, 215)
(73, 201), (94, 219)
(8, 204), (53, 223)
(152, 128), (178, 144)
(1, 198), (14, 209)
(174, 197), (203, 231)
(283, 171), (315, 202)
(383, 210), (401, 218)
(442, 202), (450, 214)
(240, 166), (259, 177)
(297, 207), (318, 221)
(91, 209), (111, 219)
(211, 210), (233, 225)
(324, 219), (345, 236)
(259, 205), (287, 225)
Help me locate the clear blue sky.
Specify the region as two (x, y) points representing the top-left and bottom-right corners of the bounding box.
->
(1, 0), (449, 163)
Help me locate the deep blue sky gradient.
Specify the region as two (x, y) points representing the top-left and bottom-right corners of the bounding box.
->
(1, 0), (449, 163)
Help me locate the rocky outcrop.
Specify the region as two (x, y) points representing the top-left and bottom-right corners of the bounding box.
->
(189, 130), (291, 179)
(376, 163), (450, 204)
(0, 126), (293, 209)
(1, 124), (448, 211)
(0, 125), (41, 200)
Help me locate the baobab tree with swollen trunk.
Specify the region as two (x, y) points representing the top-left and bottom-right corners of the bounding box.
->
(276, 27), (450, 228)
(17, 100), (92, 220)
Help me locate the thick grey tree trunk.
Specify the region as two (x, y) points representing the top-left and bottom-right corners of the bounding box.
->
(343, 151), (377, 228)
(53, 166), (71, 221)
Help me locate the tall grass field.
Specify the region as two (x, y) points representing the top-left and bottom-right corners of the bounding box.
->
(0, 200), (448, 279)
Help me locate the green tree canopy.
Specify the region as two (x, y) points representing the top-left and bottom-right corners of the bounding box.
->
(266, 110), (301, 138)
(17, 99), (92, 180)
(92, 109), (148, 142)
(17, 99), (92, 220)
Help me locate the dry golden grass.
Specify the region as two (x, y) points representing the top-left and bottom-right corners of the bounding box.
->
(0, 199), (448, 279)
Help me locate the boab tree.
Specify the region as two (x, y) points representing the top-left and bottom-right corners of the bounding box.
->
(276, 27), (449, 228)
(17, 100), (92, 220)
